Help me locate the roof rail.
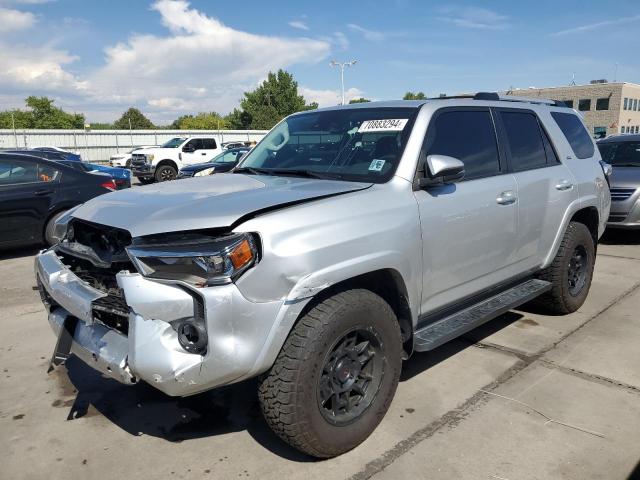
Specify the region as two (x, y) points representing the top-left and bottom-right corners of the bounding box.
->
(427, 92), (570, 107)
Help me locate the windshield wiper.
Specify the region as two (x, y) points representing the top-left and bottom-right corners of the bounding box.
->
(263, 169), (344, 180)
(234, 167), (273, 175)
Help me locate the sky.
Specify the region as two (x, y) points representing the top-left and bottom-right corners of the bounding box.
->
(1, 0), (639, 124)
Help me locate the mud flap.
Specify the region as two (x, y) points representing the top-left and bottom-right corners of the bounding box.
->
(47, 315), (78, 373)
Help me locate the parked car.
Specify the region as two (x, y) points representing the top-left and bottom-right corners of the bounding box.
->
(0, 152), (116, 249)
(131, 136), (222, 183)
(177, 147), (250, 178)
(35, 94), (609, 458)
(57, 160), (131, 190)
(110, 146), (157, 168)
(31, 146), (82, 162)
(5, 149), (131, 190)
(597, 134), (640, 229)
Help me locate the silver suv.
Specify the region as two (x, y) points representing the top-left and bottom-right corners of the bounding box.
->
(35, 93), (610, 458)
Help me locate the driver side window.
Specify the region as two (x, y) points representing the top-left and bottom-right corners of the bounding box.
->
(423, 109), (502, 180)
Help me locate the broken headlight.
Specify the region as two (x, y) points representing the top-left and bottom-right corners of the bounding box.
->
(126, 233), (258, 287)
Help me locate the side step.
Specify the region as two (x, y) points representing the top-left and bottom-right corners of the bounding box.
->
(414, 279), (551, 352)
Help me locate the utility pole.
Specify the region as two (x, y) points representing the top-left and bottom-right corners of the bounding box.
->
(11, 111), (17, 148)
(330, 60), (357, 105)
(128, 117), (133, 148)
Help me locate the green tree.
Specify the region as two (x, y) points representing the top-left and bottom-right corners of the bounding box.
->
(403, 91), (427, 100)
(0, 109), (34, 129)
(114, 107), (154, 129)
(349, 97), (371, 104)
(0, 97), (84, 129)
(171, 112), (228, 130)
(231, 70), (317, 130)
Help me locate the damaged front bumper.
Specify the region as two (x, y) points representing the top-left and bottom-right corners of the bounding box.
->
(35, 249), (288, 396)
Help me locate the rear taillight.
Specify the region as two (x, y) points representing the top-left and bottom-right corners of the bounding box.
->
(100, 179), (116, 191)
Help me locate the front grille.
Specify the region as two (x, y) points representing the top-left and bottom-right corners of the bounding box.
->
(131, 154), (148, 168)
(56, 220), (135, 335)
(610, 187), (636, 202)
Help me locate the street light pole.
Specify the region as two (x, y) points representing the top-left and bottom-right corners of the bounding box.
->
(330, 60), (357, 105)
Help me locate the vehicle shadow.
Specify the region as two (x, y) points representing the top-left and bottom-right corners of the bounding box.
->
(600, 229), (640, 245)
(56, 311), (525, 461)
(0, 245), (41, 260)
(58, 357), (314, 462)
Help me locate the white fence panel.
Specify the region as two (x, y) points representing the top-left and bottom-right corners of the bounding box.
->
(0, 129), (269, 162)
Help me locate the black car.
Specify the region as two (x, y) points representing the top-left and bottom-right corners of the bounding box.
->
(177, 147), (250, 178)
(0, 153), (116, 249)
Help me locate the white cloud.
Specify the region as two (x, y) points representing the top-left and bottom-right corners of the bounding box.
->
(83, 0), (330, 120)
(550, 14), (640, 36)
(437, 6), (509, 30)
(0, 42), (86, 92)
(299, 86), (364, 107)
(288, 20), (309, 31)
(0, 6), (35, 32)
(347, 23), (386, 42)
(332, 31), (349, 50)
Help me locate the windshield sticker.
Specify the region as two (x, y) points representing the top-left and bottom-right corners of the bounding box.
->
(369, 159), (386, 172)
(358, 119), (408, 133)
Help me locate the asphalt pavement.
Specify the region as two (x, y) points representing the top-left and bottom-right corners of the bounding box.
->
(0, 230), (639, 480)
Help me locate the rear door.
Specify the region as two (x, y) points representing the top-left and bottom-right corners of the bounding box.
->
(494, 108), (578, 270)
(415, 107), (520, 315)
(0, 158), (60, 246)
(201, 138), (221, 159)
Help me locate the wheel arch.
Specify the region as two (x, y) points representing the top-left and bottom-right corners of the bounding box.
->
(292, 269), (414, 358)
(570, 206), (599, 248)
(156, 159), (178, 170)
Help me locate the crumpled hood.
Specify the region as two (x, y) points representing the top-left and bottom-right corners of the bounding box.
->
(73, 173), (371, 237)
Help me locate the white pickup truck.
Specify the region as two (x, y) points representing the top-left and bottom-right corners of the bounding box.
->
(131, 136), (221, 183)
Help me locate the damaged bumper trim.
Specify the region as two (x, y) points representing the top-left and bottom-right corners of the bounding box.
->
(48, 307), (136, 385)
(36, 249), (107, 324)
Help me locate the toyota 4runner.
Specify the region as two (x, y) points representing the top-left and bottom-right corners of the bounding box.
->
(36, 93), (610, 458)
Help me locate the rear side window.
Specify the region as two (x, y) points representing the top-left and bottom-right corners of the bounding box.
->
(0, 160), (39, 185)
(597, 142), (640, 166)
(551, 112), (595, 159)
(202, 138), (217, 149)
(498, 111), (548, 171)
(423, 109), (500, 180)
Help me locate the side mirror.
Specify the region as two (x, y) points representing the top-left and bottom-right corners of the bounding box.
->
(182, 145), (195, 153)
(419, 155), (465, 187)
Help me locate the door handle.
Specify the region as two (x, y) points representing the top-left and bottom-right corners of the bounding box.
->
(34, 189), (54, 196)
(496, 190), (517, 205)
(201, 152), (207, 155)
(555, 180), (574, 191)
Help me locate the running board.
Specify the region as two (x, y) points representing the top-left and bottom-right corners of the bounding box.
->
(414, 279), (551, 352)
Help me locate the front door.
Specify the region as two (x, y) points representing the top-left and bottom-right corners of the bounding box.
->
(414, 107), (520, 316)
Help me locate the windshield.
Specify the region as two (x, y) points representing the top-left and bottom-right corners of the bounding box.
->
(237, 107), (418, 183)
(161, 137), (186, 148)
(598, 141), (640, 166)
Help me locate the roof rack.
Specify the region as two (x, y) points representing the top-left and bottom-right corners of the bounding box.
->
(429, 92), (569, 107)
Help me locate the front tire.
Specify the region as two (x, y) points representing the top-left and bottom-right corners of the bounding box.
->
(535, 221), (596, 314)
(258, 289), (402, 458)
(155, 164), (177, 182)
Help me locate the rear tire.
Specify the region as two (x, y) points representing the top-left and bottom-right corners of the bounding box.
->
(155, 164), (177, 182)
(258, 289), (402, 458)
(534, 221), (595, 314)
(44, 210), (69, 246)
